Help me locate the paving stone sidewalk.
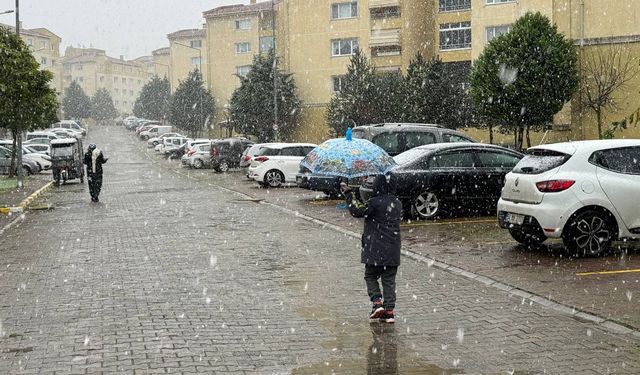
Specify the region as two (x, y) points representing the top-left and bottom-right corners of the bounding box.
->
(0, 126), (638, 374)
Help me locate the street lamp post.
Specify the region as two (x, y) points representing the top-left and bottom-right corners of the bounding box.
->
(271, 0), (278, 142)
(15, 0), (23, 189)
(174, 42), (203, 137)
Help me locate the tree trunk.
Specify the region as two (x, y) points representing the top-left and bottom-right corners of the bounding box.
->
(489, 124), (494, 144)
(596, 110), (603, 139)
(526, 125), (531, 149)
(515, 127), (525, 151)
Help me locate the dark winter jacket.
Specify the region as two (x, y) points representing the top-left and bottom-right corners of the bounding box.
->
(83, 150), (108, 176)
(345, 175), (402, 266)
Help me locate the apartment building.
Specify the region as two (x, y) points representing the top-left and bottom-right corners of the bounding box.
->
(273, 0), (436, 142)
(61, 47), (149, 115)
(1, 23), (63, 94)
(470, 0), (640, 141)
(167, 28), (207, 91)
(203, 1), (275, 131)
(152, 47), (171, 84)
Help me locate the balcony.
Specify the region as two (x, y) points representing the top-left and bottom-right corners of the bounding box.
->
(369, 0), (400, 19)
(370, 28), (401, 56)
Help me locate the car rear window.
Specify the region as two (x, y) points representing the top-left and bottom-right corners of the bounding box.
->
(393, 148), (425, 166)
(256, 147), (281, 156)
(512, 149), (570, 174)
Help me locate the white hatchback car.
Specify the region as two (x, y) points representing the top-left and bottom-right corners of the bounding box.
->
(498, 140), (640, 256)
(248, 143), (317, 187)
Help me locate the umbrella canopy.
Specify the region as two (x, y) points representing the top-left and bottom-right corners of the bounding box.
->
(300, 128), (396, 178)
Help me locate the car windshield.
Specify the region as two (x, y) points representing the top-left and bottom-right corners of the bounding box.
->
(512, 149), (571, 174)
(256, 147), (281, 156)
(51, 146), (74, 157)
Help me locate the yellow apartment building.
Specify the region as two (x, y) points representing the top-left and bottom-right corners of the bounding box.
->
(274, 0), (437, 143)
(203, 1), (275, 133)
(469, 0), (640, 143)
(152, 47), (171, 84)
(61, 47), (149, 115)
(167, 28), (207, 92)
(1, 23), (63, 94)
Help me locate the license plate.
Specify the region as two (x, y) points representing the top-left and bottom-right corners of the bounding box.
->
(505, 213), (524, 225)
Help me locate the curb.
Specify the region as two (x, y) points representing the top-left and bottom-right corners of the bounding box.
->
(0, 180), (54, 216)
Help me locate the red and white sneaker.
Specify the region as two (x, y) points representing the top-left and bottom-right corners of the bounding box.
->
(369, 301), (385, 320)
(381, 310), (395, 323)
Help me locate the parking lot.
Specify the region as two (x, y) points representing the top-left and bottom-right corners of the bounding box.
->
(135, 131), (640, 331)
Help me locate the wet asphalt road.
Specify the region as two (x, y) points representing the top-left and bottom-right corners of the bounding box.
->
(0, 125), (638, 374)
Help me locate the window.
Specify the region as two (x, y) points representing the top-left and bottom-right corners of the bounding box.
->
(235, 19), (251, 30)
(99, 76), (104, 82)
(236, 65), (251, 77)
(190, 40), (202, 48)
(439, 22), (471, 50)
(370, 6), (400, 19)
(280, 147), (300, 157)
(191, 57), (202, 65)
(332, 75), (346, 92)
(404, 132), (437, 150)
(433, 151), (476, 168)
(78, 77), (84, 82)
(590, 147), (640, 175)
(115, 100), (119, 106)
(513, 149), (570, 175)
(371, 45), (401, 57)
(115, 88), (119, 94)
(485, 25), (511, 44)
(486, 0), (516, 4)
(331, 38), (359, 56)
(27, 38), (33, 46)
(331, 2), (357, 19)
(40, 40), (47, 49)
(76, 64), (83, 70)
(439, 0), (471, 12)
(138, 80), (141, 85)
(129, 78), (133, 84)
(373, 133), (400, 155)
(235, 42), (251, 54)
(114, 77), (118, 83)
(259, 36), (274, 53)
(442, 133), (473, 143)
(129, 90), (134, 96)
(477, 151), (521, 168)
(122, 77), (126, 83)
(41, 57), (47, 66)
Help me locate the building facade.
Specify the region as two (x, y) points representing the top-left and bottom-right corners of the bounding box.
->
(152, 47), (171, 85)
(61, 47), (149, 115)
(1, 23), (63, 94)
(203, 1), (275, 134)
(167, 28), (207, 92)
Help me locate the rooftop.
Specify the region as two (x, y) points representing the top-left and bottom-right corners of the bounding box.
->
(203, 1), (275, 18)
(167, 28), (206, 40)
(152, 47), (170, 56)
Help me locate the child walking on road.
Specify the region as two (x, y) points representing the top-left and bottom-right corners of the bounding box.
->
(341, 175), (402, 323)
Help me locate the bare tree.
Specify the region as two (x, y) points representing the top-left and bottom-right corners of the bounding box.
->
(581, 45), (639, 139)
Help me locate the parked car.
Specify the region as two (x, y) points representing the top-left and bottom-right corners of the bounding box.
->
(24, 137), (53, 146)
(0, 145), (39, 175)
(296, 165), (362, 198)
(0, 141), (47, 172)
(147, 132), (184, 147)
(24, 143), (51, 155)
(248, 143), (317, 187)
(140, 125), (172, 140)
(26, 131), (59, 142)
(51, 120), (86, 136)
(210, 138), (254, 172)
(185, 143), (213, 169)
(351, 123), (475, 156)
(359, 143), (523, 219)
(176, 139), (212, 160)
(498, 140), (640, 256)
(239, 143), (276, 169)
(162, 137), (189, 158)
(51, 127), (83, 139)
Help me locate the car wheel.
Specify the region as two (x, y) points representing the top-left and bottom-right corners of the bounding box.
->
(218, 160), (230, 173)
(264, 170), (284, 188)
(413, 191), (441, 219)
(193, 159), (204, 169)
(22, 166), (31, 176)
(509, 228), (546, 247)
(563, 210), (615, 257)
(152, 141), (159, 146)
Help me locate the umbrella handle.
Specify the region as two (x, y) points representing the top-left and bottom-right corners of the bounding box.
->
(346, 128), (352, 141)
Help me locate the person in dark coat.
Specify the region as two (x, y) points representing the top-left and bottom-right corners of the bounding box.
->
(83, 143), (108, 202)
(341, 174), (402, 323)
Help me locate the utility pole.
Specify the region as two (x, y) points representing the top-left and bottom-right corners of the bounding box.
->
(15, 0), (23, 189)
(271, 0), (278, 142)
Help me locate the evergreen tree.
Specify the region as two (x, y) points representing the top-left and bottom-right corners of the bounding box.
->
(168, 69), (215, 137)
(133, 75), (170, 121)
(91, 88), (118, 124)
(327, 49), (380, 136)
(403, 54), (472, 129)
(62, 81), (92, 119)
(374, 71), (405, 124)
(470, 12), (578, 150)
(0, 26), (58, 178)
(229, 51), (300, 142)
